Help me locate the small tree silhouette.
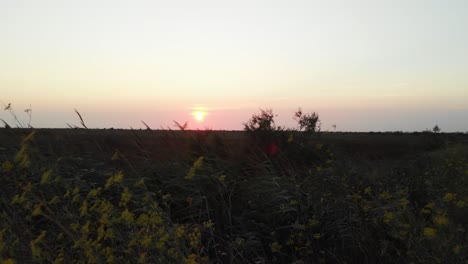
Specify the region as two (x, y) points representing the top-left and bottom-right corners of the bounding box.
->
(294, 108), (320, 133)
(244, 109), (279, 132)
(243, 109), (283, 153)
(433, 125), (441, 133)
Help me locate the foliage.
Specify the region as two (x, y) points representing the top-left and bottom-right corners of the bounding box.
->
(0, 131), (204, 263)
(1, 101), (32, 128)
(243, 109), (280, 133)
(174, 121), (189, 131)
(294, 107), (320, 133)
(1, 127), (468, 263)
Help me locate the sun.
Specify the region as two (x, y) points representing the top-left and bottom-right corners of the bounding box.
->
(191, 106), (209, 123)
(193, 111), (206, 122)
(191, 106), (208, 123)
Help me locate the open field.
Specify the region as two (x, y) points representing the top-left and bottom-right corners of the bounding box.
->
(1, 128), (468, 263)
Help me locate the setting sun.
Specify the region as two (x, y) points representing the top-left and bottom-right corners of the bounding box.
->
(193, 111), (206, 122)
(191, 106), (208, 123)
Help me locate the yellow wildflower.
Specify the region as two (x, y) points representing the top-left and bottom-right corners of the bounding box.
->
(434, 214), (448, 226)
(111, 150), (121, 161)
(48, 196), (60, 205)
(175, 225), (186, 238)
(87, 187), (102, 198)
(134, 178), (145, 188)
(421, 208), (431, 214)
(81, 221), (90, 235)
(184, 254), (198, 264)
(137, 213), (149, 226)
(399, 198), (409, 208)
(292, 224), (306, 230)
(30, 231), (46, 259)
(72, 187), (80, 196)
(114, 171), (124, 182)
(167, 248), (178, 258)
(69, 223), (79, 232)
(271, 242), (282, 253)
(32, 204), (42, 216)
(364, 187), (372, 195)
(421, 202), (435, 214)
(120, 209), (135, 223)
(351, 194), (362, 201)
(423, 227), (437, 238)
(379, 191), (392, 200)
(79, 200), (88, 217)
(383, 212), (394, 224)
(10, 194), (22, 204)
(308, 218), (320, 227)
(119, 187), (132, 207)
(203, 220), (214, 228)
(188, 227), (201, 248)
(98, 200), (113, 215)
(156, 234), (170, 249)
(443, 193), (456, 202)
(105, 171), (124, 189)
(23, 130), (36, 142)
(455, 200), (466, 208)
(97, 224), (105, 241)
(2, 161), (14, 171)
(218, 175), (226, 184)
(2, 259), (16, 264)
(138, 253), (147, 264)
(15, 145), (30, 168)
(148, 212), (163, 226)
(105, 227), (114, 240)
(186, 156), (204, 180)
(453, 245), (461, 254)
(140, 236), (152, 248)
(40, 169), (52, 185)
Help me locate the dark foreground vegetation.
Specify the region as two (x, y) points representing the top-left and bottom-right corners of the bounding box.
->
(1, 127), (468, 263)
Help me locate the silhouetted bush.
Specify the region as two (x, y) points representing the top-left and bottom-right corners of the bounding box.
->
(294, 108), (320, 133)
(244, 109), (281, 133)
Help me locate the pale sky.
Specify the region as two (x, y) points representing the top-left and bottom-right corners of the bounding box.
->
(1, 0), (467, 131)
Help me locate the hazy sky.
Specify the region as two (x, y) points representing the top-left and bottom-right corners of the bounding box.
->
(1, 0), (467, 131)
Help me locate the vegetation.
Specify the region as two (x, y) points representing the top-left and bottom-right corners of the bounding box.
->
(294, 108), (320, 133)
(1, 109), (468, 263)
(243, 109), (281, 133)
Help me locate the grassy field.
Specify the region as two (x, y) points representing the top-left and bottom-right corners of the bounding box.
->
(1, 128), (468, 263)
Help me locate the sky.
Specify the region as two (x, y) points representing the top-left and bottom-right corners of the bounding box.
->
(1, 0), (467, 131)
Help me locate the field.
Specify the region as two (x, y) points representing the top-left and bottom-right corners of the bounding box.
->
(1, 128), (468, 263)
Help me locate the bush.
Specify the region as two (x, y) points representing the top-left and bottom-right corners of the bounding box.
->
(294, 108), (320, 133)
(243, 109), (280, 133)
